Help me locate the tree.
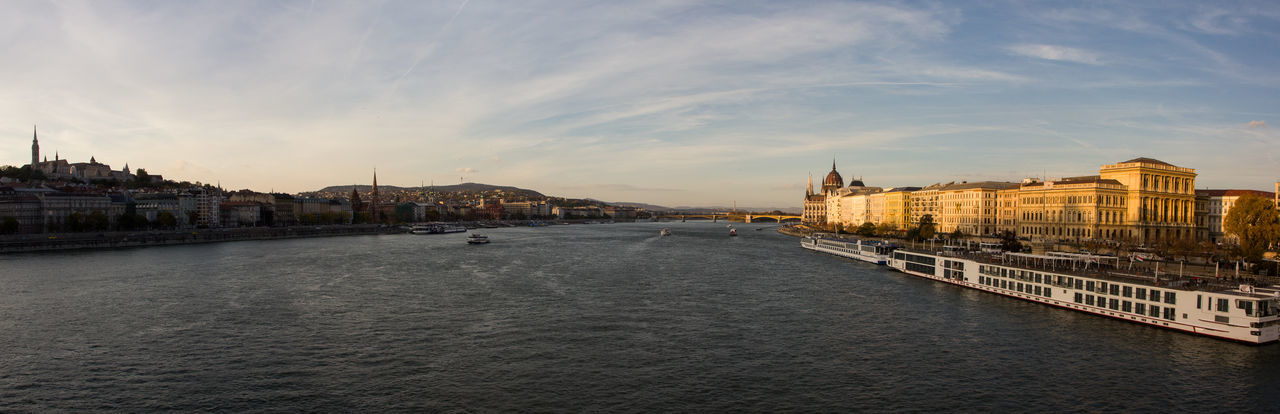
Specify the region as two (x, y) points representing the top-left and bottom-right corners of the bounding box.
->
(1223, 194), (1280, 262)
(157, 212), (178, 229)
(86, 211), (110, 231)
(856, 222), (877, 237)
(876, 222), (897, 237)
(917, 214), (936, 240)
(1, 216), (18, 234)
(67, 212), (85, 232)
(996, 230), (1022, 252)
(949, 228), (967, 240)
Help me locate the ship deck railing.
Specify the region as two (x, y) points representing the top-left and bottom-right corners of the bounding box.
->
(896, 247), (1277, 294)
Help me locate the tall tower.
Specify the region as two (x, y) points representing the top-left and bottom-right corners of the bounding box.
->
(31, 126), (39, 167)
(806, 172), (813, 196)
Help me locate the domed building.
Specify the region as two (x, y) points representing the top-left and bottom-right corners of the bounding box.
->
(821, 162), (843, 195)
(804, 161), (847, 225)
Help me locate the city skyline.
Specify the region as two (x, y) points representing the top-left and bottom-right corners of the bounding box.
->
(2, 1), (1278, 206)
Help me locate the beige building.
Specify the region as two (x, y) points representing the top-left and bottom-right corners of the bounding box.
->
(995, 186), (1020, 234)
(867, 192), (887, 227)
(1098, 157), (1197, 242)
(909, 183), (942, 228)
(936, 181), (1019, 236)
(1017, 176), (1129, 242)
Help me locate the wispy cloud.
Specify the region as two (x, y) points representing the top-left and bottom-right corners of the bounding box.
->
(1008, 44), (1102, 65)
(1246, 120), (1268, 129)
(2, 1), (1278, 204)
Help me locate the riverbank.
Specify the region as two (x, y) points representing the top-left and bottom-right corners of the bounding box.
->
(0, 225), (404, 254)
(0, 219), (650, 254)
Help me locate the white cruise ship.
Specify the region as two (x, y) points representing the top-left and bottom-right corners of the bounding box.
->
(800, 234), (897, 265)
(884, 248), (1280, 344)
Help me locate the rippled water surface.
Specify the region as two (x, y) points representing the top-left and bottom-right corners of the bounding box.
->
(2, 222), (1278, 412)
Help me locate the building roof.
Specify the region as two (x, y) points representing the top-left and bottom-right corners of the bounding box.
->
(1022, 176), (1123, 187)
(1120, 157), (1172, 165)
(939, 181), (1020, 191)
(1196, 189), (1276, 198)
(822, 163), (843, 189)
(884, 186), (922, 193)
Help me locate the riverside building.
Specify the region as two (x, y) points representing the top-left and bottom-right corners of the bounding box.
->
(802, 157), (1214, 243)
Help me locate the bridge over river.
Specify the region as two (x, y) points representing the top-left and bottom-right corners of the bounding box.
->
(655, 213), (802, 223)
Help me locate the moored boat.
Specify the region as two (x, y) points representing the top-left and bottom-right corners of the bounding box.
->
(803, 237), (1280, 344)
(410, 224), (467, 234)
(800, 234), (896, 265)
(884, 248), (1280, 344)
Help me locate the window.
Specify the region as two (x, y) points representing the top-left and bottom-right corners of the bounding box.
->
(1086, 295), (1095, 306)
(1239, 300), (1254, 316)
(1163, 307), (1175, 320)
(1074, 293), (1083, 303)
(1098, 282), (1108, 293)
(1150, 290), (1161, 302)
(1123, 286), (1133, 298)
(1109, 299), (1119, 310)
(1164, 293), (1175, 305)
(1136, 288), (1147, 300)
(1197, 295), (1202, 309)
(1035, 286), (1042, 296)
(1110, 284), (1120, 295)
(1086, 281), (1096, 292)
(1218, 298), (1229, 313)
(1044, 289), (1052, 298)
(1135, 303), (1146, 315)
(1150, 305), (1161, 318)
(1122, 301), (1132, 312)
(1074, 279), (1083, 290)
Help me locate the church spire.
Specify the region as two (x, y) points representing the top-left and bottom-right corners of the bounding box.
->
(31, 125), (39, 167)
(806, 172), (813, 196)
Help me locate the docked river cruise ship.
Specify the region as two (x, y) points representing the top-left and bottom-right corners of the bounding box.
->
(800, 235), (896, 265)
(803, 238), (1280, 344)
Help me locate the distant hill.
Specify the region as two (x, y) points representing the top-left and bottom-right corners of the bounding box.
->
(316, 182), (544, 197)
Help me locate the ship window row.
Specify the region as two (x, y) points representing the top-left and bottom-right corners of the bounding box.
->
(896, 253), (935, 266)
(977, 276), (1051, 298)
(981, 267), (1179, 306)
(905, 263), (934, 274)
(1071, 294), (1174, 320)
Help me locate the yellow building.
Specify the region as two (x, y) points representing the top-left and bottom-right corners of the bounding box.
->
(1017, 176), (1129, 242)
(882, 187), (917, 231)
(1098, 157), (1197, 242)
(936, 181), (1019, 236)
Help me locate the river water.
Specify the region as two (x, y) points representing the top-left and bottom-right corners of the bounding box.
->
(2, 222), (1277, 412)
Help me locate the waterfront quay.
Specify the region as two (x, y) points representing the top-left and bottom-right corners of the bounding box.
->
(0, 224), (400, 253)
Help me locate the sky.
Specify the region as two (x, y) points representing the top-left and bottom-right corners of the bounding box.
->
(2, 0), (1278, 208)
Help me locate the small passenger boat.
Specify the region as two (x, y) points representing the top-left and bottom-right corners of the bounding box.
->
(660, 228), (672, 236)
(466, 234), (490, 244)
